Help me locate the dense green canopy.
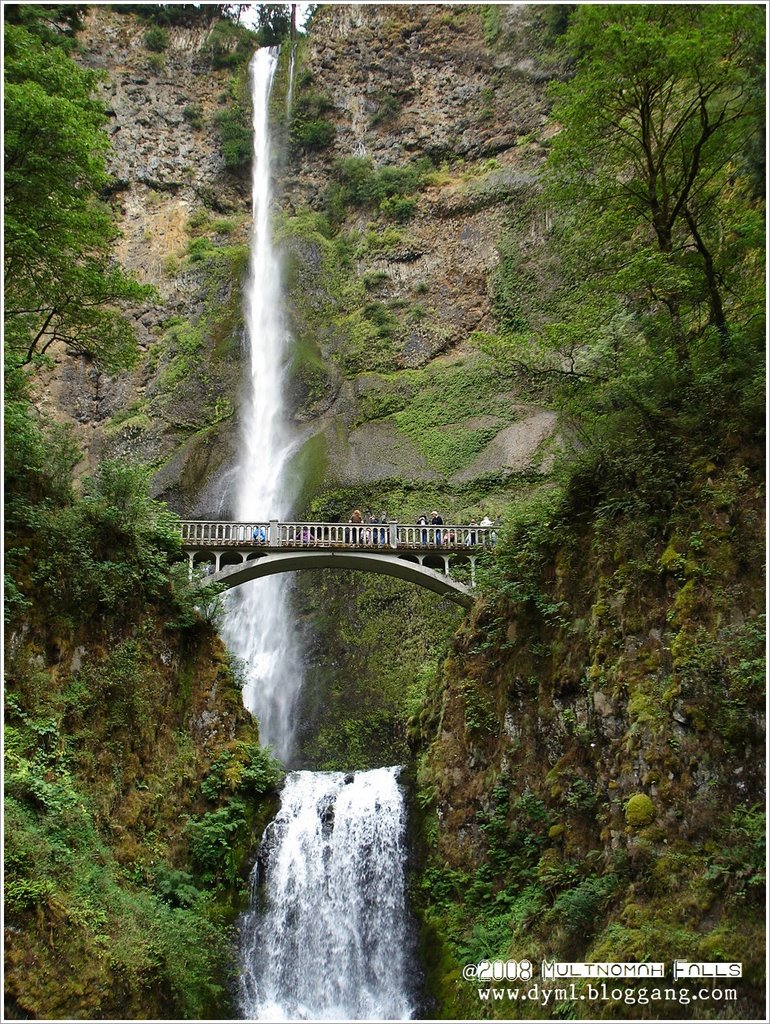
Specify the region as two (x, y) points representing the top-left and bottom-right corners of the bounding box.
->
(4, 11), (151, 371)
(492, 3), (765, 446)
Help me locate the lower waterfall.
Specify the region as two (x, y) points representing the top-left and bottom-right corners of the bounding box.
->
(231, 45), (418, 1021)
(238, 767), (415, 1021)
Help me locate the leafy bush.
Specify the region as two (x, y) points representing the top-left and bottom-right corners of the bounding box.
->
(705, 804), (765, 904)
(23, 460), (182, 626)
(185, 800), (248, 883)
(552, 874), (618, 936)
(182, 103), (203, 129)
(204, 19), (258, 69)
(327, 156), (429, 221)
(199, 743), (284, 801)
(144, 26), (168, 51)
(214, 107), (251, 170)
(293, 118), (336, 150)
(369, 92), (401, 127)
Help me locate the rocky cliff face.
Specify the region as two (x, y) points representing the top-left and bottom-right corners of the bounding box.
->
(37, 7), (251, 509)
(278, 3), (560, 499)
(38, 4), (561, 519)
(413, 446), (766, 1017)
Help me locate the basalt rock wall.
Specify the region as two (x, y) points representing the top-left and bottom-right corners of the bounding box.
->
(39, 4), (561, 521)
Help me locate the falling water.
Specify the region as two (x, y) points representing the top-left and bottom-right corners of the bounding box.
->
(219, 47), (304, 763)
(285, 42), (297, 119)
(230, 46), (417, 1021)
(238, 768), (415, 1021)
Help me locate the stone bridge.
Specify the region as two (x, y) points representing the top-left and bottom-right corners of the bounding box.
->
(178, 520), (497, 608)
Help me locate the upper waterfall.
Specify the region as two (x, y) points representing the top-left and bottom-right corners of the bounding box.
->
(219, 46), (304, 763)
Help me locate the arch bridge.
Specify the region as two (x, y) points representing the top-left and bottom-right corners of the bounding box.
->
(178, 520), (496, 608)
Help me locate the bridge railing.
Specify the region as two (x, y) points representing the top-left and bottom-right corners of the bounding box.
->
(180, 521), (270, 545)
(178, 520), (496, 551)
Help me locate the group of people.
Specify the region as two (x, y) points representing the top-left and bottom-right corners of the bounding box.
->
(414, 510), (495, 547)
(346, 508), (389, 546)
(247, 509), (497, 548)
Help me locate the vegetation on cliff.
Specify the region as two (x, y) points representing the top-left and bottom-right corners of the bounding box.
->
(3, 8), (282, 1019)
(4, 5), (153, 370)
(3, 3), (765, 1020)
(411, 5), (765, 1018)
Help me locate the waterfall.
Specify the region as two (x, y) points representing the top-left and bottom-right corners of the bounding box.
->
(238, 768), (415, 1021)
(229, 46), (417, 1022)
(286, 42), (297, 119)
(219, 47), (304, 764)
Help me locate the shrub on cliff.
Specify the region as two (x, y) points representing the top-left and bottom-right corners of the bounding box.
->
(144, 25), (168, 51)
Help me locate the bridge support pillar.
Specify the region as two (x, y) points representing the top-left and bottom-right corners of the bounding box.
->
(469, 555), (477, 589)
(212, 550), (224, 572)
(442, 555), (450, 577)
(187, 552), (194, 580)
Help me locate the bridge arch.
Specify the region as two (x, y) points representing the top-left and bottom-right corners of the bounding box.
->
(202, 550), (474, 607)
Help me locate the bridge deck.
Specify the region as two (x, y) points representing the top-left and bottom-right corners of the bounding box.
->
(178, 520), (495, 555)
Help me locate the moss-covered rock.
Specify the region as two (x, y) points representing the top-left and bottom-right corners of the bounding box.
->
(624, 793), (656, 829)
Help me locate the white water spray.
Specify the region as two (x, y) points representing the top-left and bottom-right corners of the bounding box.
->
(229, 47), (418, 1021)
(238, 768), (415, 1020)
(220, 47), (303, 763)
(285, 42), (297, 119)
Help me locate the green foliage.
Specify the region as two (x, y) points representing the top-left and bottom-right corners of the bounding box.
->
(293, 117), (335, 149)
(144, 25), (169, 51)
(478, 486), (570, 621)
(251, 3), (292, 46)
(393, 357), (512, 475)
(3, 4), (86, 45)
(182, 102), (203, 129)
(289, 84), (336, 150)
(146, 51), (165, 74)
(325, 156), (429, 224)
(479, 4), (505, 46)
(23, 461), (182, 627)
(705, 804), (765, 904)
(288, 84), (333, 149)
(199, 743), (284, 801)
(369, 91), (401, 127)
(204, 19), (259, 69)
(4, 362), (81, 512)
(185, 801), (248, 884)
(552, 873), (618, 936)
(4, 693), (237, 1019)
(214, 106), (252, 170)
(490, 5), (765, 476)
(624, 793), (656, 828)
(114, 4), (225, 27)
(4, 16), (153, 371)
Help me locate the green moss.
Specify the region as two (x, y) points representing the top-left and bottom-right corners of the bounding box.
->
(392, 356), (513, 474)
(287, 432), (329, 512)
(203, 19), (259, 69)
(624, 793), (656, 828)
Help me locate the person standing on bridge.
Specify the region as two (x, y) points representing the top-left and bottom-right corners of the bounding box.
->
(430, 510), (443, 546)
(349, 508), (363, 546)
(364, 509), (376, 545)
(379, 510), (388, 546)
(466, 519), (479, 546)
(480, 514), (496, 545)
(417, 512), (428, 545)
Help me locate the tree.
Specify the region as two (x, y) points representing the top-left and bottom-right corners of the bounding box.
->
(493, 5), (764, 438)
(4, 16), (153, 372)
(252, 4), (292, 45)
